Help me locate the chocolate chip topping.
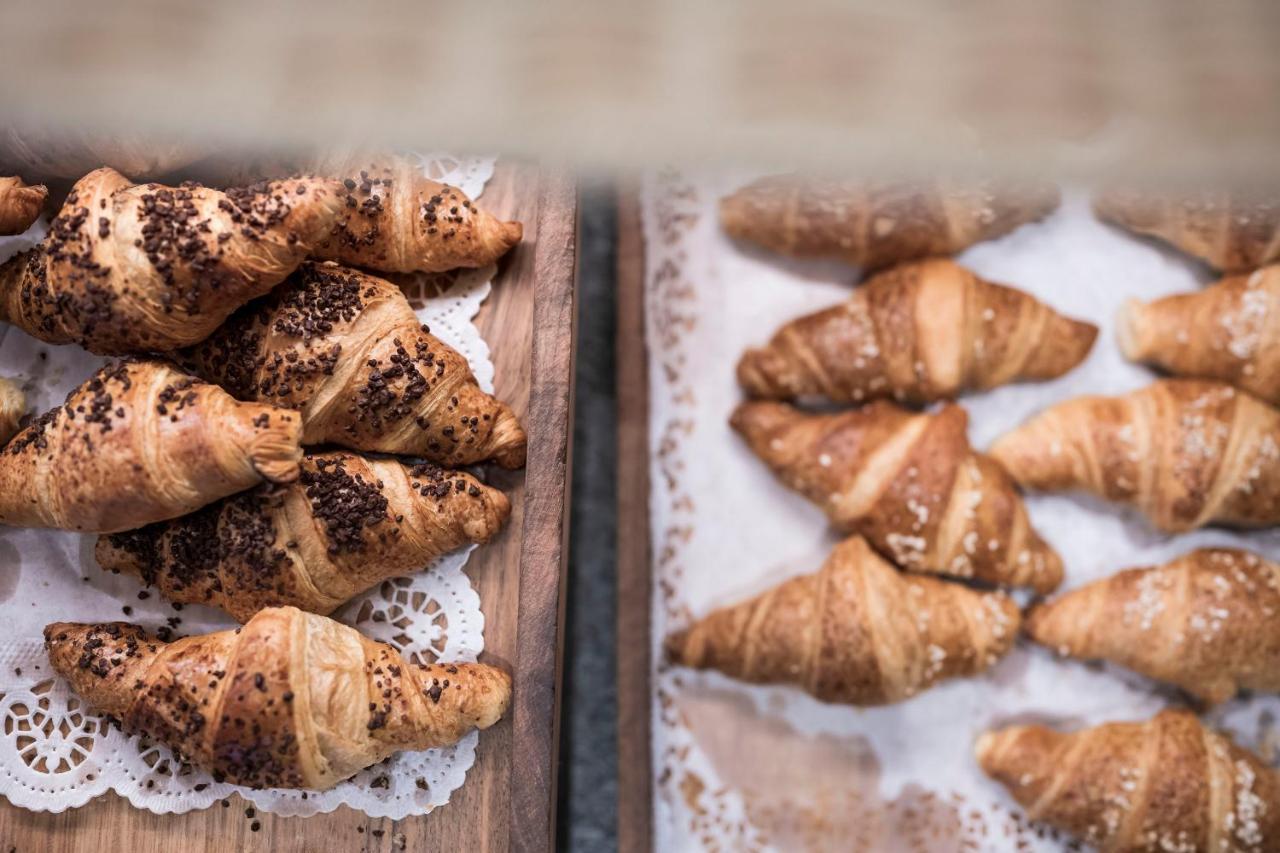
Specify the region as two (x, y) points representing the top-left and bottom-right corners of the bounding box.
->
(300, 457), (389, 555)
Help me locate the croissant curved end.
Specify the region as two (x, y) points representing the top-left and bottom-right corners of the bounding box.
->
(662, 627), (693, 665)
(465, 487), (512, 543)
(488, 407), (528, 469)
(248, 412), (304, 483)
(973, 730), (1001, 769)
(1115, 299), (1152, 361)
(736, 347), (790, 399)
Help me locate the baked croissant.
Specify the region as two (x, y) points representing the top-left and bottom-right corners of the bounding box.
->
(666, 536), (1020, 705)
(1096, 188), (1280, 273)
(180, 262), (527, 468)
(1120, 265), (1280, 405)
(720, 176), (1060, 271)
(97, 452), (510, 621)
(0, 360), (302, 532)
(45, 606), (511, 789)
(0, 376), (25, 446)
(0, 176), (46, 235)
(732, 401), (1062, 592)
(1027, 548), (1280, 705)
(0, 128), (203, 181)
(307, 151), (521, 273)
(0, 167), (345, 354)
(990, 379), (1280, 532)
(738, 258), (1097, 404)
(977, 709), (1280, 852)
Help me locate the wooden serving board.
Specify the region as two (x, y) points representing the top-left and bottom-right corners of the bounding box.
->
(0, 162), (578, 853)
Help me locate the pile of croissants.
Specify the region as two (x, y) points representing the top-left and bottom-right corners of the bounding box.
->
(0, 142), (525, 791)
(668, 175), (1280, 849)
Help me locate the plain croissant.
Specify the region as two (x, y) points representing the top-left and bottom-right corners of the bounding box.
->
(732, 401), (1062, 592)
(738, 258), (1097, 404)
(97, 452), (510, 621)
(666, 536), (1020, 705)
(181, 261), (527, 468)
(990, 379), (1280, 532)
(1120, 265), (1280, 406)
(306, 151), (522, 273)
(0, 360), (302, 532)
(977, 709), (1280, 851)
(0, 376), (25, 445)
(45, 606), (511, 789)
(1026, 548), (1280, 705)
(720, 175), (1059, 271)
(1096, 188), (1280, 273)
(0, 176), (46, 235)
(0, 167), (346, 354)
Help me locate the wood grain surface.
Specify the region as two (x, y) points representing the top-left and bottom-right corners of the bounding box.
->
(615, 190), (653, 853)
(0, 161), (578, 853)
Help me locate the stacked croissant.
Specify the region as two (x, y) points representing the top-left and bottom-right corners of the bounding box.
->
(0, 144), (525, 790)
(667, 175), (1280, 849)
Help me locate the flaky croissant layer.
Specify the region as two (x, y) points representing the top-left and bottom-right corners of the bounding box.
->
(991, 379), (1280, 532)
(667, 536), (1019, 705)
(181, 261), (526, 468)
(45, 606), (511, 790)
(978, 710), (1280, 852)
(1027, 547), (1280, 705)
(0, 167), (346, 354)
(738, 258), (1096, 404)
(98, 451), (510, 621)
(733, 400), (1062, 592)
(0, 359), (302, 532)
(720, 175), (1059, 270)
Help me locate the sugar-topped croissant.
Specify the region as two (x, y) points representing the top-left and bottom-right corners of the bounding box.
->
(738, 258), (1096, 404)
(45, 606), (511, 789)
(1120, 265), (1280, 405)
(180, 261), (526, 468)
(1096, 188), (1280, 273)
(98, 452), (510, 622)
(307, 151), (521, 273)
(0, 167), (345, 354)
(1026, 548), (1280, 705)
(977, 709), (1280, 851)
(666, 536), (1020, 705)
(0, 176), (46, 235)
(732, 401), (1062, 592)
(0, 376), (25, 446)
(990, 379), (1280, 532)
(0, 360), (302, 532)
(720, 176), (1059, 271)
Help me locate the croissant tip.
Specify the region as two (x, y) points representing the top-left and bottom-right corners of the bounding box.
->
(663, 628), (691, 664)
(1115, 299), (1148, 360)
(501, 220), (523, 247)
(973, 730), (1002, 768)
(488, 411), (527, 469)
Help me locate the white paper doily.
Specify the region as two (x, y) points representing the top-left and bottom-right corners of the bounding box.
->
(645, 170), (1280, 852)
(0, 153), (502, 817)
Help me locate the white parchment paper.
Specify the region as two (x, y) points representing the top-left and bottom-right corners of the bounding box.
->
(645, 170), (1280, 851)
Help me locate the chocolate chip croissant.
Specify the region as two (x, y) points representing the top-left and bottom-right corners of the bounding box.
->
(98, 452), (510, 621)
(738, 258), (1096, 404)
(0, 167), (345, 354)
(667, 536), (1020, 705)
(45, 606), (511, 789)
(0, 360), (302, 532)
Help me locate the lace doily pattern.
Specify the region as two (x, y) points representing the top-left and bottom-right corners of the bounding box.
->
(0, 153), (501, 818)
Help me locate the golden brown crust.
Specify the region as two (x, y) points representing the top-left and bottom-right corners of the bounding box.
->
(666, 536), (1019, 705)
(0, 376), (25, 446)
(720, 176), (1059, 270)
(0, 176), (46, 235)
(0, 360), (302, 532)
(976, 709), (1280, 851)
(738, 259), (1096, 404)
(990, 379), (1280, 532)
(306, 152), (521, 273)
(1096, 189), (1280, 273)
(1027, 548), (1280, 705)
(97, 451), (510, 621)
(44, 606), (511, 790)
(732, 400), (1061, 592)
(0, 167), (346, 354)
(1120, 266), (1280, 405)
(180, 261), (527, 468)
